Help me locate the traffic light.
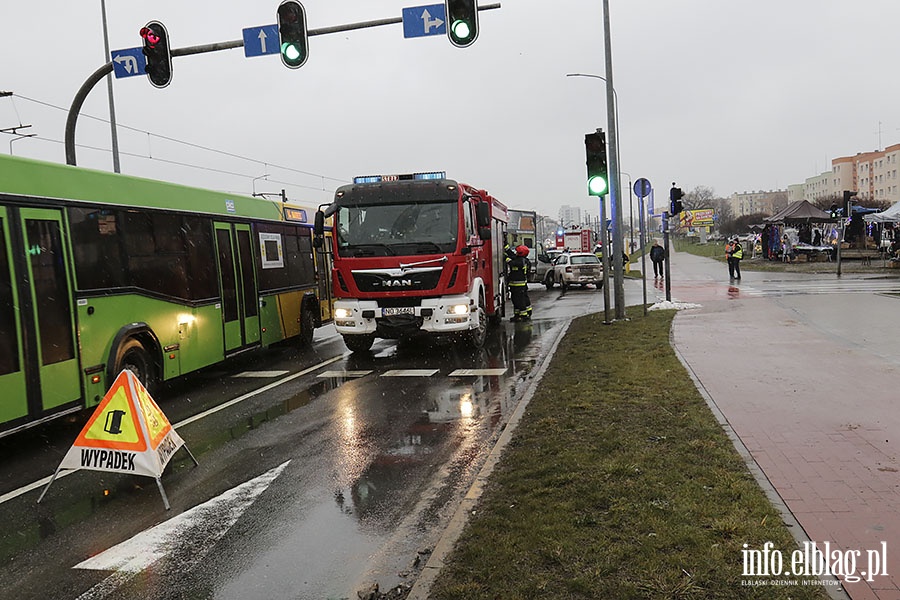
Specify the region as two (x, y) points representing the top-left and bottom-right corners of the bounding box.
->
(584, 130), (608, 196)
(842, 190), (858, 217)
(670, 185), (684, 215)
(829, 204), (839, 219)
(445, 0), (479, 48)
(140, 21), (172, 88)
(277, 0), (309, 69)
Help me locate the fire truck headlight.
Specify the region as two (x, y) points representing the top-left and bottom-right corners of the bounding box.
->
(450, 304), (469, 315)
(334, 308), (352, 319)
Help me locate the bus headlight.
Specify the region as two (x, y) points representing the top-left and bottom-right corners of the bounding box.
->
(334, 308), (352, 319)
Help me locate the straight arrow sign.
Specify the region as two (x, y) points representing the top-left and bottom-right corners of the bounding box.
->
(243, 24), (280, 57)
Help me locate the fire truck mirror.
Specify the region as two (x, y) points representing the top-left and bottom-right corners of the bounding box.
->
(460, 246), (472, 255)
(313, 210), (325, 236)
(478, 226), (491, 241)
(475, 202), (491, 228)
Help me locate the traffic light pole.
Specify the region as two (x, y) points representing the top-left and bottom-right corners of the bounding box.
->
(65, 4), (501, 166)
(638, 194), (647, 316)
(601, 0), (626, 320)
(599, 196), (612, 324)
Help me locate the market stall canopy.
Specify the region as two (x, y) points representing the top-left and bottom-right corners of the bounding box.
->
(764, 200), (832, 223)
(864, 202), (900, 223)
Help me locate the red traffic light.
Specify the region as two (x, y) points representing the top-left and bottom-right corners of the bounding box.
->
(140, 21), (173, 88)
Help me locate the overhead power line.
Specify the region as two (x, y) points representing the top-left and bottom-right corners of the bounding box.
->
(10, 93), (348, 187)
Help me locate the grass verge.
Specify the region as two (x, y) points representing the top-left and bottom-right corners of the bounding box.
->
(428, 307), (829, 599)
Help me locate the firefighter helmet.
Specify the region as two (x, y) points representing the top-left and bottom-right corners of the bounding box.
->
(515, 245), (529, 257)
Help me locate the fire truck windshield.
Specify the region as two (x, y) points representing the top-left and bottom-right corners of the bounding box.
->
(336, 201), (459, 257)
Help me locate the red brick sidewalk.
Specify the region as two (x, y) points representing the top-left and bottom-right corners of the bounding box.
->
(670, 282), (900, 599)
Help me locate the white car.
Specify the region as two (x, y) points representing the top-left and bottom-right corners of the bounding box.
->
(532, 247), (563, 283)
(545, 252), (603, 290)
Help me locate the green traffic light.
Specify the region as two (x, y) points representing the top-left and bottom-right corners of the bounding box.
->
(282, 42), (302, 62)
(451, 19), (472, 42)
(588, 176), (608, 195)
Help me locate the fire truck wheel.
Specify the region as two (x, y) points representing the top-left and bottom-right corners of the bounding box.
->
(466, 297), (487, 349)
(343, 334), (375, 353)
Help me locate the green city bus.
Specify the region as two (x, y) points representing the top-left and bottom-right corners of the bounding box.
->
(0, 154), (333, 438)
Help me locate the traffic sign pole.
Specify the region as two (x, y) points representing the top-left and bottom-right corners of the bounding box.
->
(633, 177), (652, 315)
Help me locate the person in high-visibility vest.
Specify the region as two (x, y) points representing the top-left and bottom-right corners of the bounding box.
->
(725, 239), (735, 279)
(505, 243), (532, 321)
(731, 237), (743, 280)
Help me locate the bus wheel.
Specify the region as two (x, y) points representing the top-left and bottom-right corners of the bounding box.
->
(343, 334), (374, 353)
(466, 296), (487, 349)
(299, 305), (316, 347)
(116, 339), (158, 395)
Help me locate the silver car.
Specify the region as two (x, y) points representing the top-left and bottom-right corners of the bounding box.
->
(545, 252), (603, 290)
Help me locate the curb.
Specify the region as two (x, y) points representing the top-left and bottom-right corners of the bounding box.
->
(406, 319), (573, 599)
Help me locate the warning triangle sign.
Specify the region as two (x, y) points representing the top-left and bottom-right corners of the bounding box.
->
(57, 370), (185, 478)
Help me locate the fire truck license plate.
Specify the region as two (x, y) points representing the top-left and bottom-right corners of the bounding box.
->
(382, 307), (415, 316)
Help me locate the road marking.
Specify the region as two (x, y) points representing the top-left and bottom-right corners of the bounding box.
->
(231, 370), (290, 378)
(175, 355), (345, 429)
(381, 369), (440, 377)
(317, 370), (373, 378)
(73, 462), (289, 599)
(448, 368), (508, 376)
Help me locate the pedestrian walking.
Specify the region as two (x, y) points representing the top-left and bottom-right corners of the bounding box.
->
(649, 240), (666, 278)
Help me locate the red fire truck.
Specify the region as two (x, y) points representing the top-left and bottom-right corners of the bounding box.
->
(555, 227), (595, 252)
(313, 172), (508, 352)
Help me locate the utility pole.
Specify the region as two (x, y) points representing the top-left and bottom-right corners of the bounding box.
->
(601, 0), (625, 319)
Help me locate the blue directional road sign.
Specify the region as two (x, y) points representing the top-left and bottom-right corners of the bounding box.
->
(110, 47), (146, 78)
(243, 24), (280, 58)
(402, 4), (446, 38)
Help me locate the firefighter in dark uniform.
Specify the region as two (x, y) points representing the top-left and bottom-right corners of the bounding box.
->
(505, 243), (532, 322)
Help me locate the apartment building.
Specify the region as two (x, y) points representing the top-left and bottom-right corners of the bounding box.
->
(803, 144), (900, 204)
(728, 190), (788, 217)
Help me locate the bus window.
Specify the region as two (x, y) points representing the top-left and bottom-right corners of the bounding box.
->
(25, 219), (75, 365)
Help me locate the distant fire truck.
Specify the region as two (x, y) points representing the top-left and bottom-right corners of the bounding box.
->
(556, 227), (595, 252)
(314, 172), (508, 352)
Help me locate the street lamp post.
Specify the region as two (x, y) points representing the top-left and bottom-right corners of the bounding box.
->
(100, 0), (121, 173)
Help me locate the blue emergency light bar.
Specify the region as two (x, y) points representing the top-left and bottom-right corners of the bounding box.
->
(353, 171), (446, 184)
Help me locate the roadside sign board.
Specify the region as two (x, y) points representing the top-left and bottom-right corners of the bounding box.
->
(110, 47), (146, 78)
(402, 4), (446, 38)
(243, 24), (280, 57)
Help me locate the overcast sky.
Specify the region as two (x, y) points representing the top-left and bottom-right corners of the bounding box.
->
(2, 1), (899, 220)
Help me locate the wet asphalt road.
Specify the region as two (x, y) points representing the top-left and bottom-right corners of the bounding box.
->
(0, 283), (611, 600)
(5, 257), (900, 600)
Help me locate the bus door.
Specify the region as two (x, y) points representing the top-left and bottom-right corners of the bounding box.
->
(214, 222), (259, 354)
(17, 208), (81, 414)
(0, 207), (28, 425)
(315, 230), (333, 322)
